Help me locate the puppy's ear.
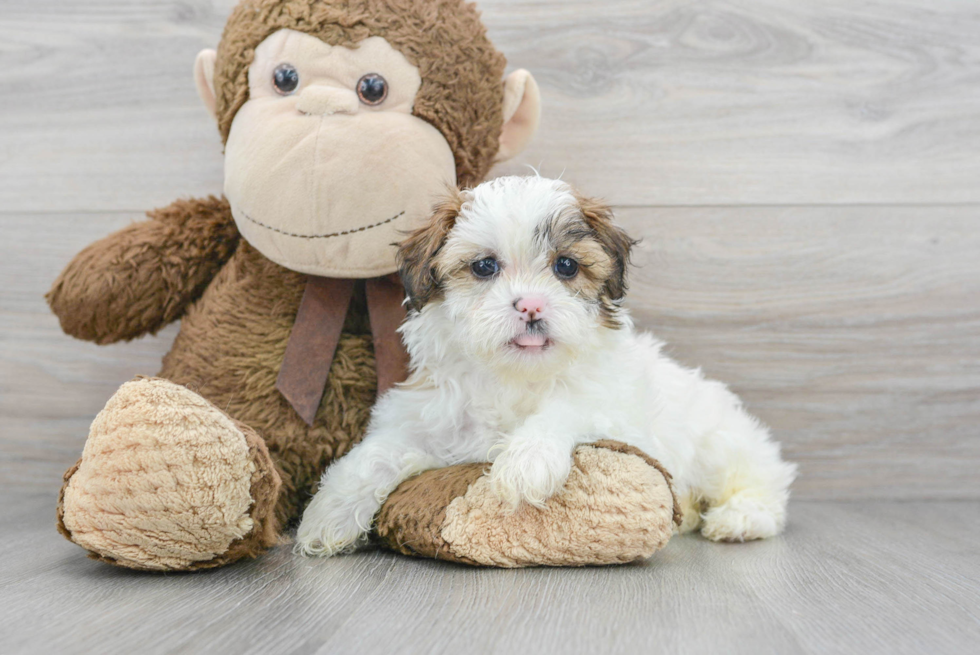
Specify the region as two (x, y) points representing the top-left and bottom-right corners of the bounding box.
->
(576, 194), (636, 301)
(398, 189), (464, 311)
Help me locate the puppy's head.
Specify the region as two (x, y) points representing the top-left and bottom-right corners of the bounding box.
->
(398, 176), (635, 375)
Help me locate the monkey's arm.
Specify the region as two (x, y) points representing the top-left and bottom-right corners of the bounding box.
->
(47, 196), (240, 344)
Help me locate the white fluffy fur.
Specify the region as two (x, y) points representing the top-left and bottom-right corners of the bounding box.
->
(297, 176), (797, 557)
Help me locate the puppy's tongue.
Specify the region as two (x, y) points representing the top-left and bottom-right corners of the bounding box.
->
(514, 333), (548, 348)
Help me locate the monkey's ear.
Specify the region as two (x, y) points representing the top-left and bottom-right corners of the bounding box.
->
(194, 49), (218, 119)
(397, 190), (464, 311)
(494, 70), (541, 163)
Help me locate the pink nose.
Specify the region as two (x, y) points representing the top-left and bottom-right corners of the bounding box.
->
(514, 295), (549, 321)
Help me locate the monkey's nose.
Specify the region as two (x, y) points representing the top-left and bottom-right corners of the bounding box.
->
(296, 86), (359, 116)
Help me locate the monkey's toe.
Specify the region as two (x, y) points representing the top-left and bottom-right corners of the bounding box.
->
(376, 440), (679, 567)
(58, 378), (280, 571)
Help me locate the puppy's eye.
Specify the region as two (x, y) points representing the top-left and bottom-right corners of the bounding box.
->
(471, 257), (499, 279)
(554, 256), (579, 279)
(273, 64), (299, 95)
(357, 73), (388, 105)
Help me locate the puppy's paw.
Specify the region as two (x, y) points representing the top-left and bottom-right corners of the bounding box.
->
(489, 439), (573, 510)
(700, 492), (786, 542)
(295, 495), (372, 558)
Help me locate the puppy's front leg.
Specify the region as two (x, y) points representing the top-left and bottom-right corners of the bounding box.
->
(296, 432), (442, 557)
(489, 405), (582, 509)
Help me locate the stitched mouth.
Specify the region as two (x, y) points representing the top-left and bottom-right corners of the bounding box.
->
(237, 208), (406, 240)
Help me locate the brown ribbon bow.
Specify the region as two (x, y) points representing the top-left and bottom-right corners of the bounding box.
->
(276, 274), (410, 426)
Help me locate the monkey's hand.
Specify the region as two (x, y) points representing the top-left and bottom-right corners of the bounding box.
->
(47, 196), (239, 344)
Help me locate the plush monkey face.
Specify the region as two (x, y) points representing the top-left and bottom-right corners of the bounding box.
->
(224, 29), (456, 277)
(195, 1), (540, 279)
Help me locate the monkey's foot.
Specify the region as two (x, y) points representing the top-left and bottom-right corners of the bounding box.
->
(57, 378), (281, 571)
(375, 440), (680, 567)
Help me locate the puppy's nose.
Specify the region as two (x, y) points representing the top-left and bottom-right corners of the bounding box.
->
(513, 295), (550, 322)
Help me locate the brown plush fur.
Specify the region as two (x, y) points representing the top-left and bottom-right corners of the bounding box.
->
(158, 236), (379, 526)
(375, 462), (486, 564)
(375, 441), (680, 567)
(213, 0), (507, 187)
(47, 196), (240, 344)
(206, 418), (283, 568)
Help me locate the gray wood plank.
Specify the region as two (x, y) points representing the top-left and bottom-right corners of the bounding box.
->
(2, 205), (978, 500)
(0, 494), (977, 655)
(1, 0), (979, 211)
(620, 205), (980, 501)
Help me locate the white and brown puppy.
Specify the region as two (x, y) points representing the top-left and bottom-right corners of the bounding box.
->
(297, 175), (797, 556)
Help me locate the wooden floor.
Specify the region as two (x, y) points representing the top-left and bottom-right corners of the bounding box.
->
(2, 1), (979, 653)
(2, 493), (978, 655)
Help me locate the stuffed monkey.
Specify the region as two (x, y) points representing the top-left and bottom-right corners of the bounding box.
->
(49, 0), (678, 571)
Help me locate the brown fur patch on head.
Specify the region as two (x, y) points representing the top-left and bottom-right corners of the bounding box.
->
(548, 221), (615, 299)
(397, 189), (464, 310)
(213, 0), (507, 187)
(546, 195), (636, 328)
(574, 194), (635, 301)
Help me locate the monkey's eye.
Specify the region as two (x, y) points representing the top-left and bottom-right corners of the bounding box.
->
(273, 64), (300, 95)
(471, 257), (499, 279)
(357, 73), (388, 105)
(554, 256), (579, 279)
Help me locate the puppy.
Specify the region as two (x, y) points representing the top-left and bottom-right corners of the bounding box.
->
(297, 175), (797, 556)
